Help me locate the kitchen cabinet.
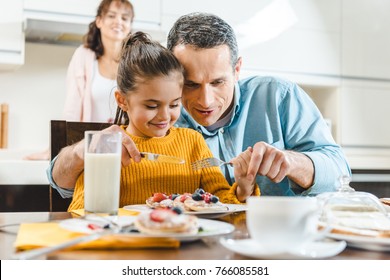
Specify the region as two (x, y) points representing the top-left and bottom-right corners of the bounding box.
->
(340, 81), (390, 147)
(341, 0), (390, 80)
(237, 0), (341, 78)
(24, 0), (161, 25)
(339, 79), (390, 170)
(300, 85), (340, 143)
(161, 0), (341, 82)
(0, 0), (24, 71)
(24, 0), (164, 42)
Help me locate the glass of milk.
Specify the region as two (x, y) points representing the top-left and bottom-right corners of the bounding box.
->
(84, 130), (122, 215)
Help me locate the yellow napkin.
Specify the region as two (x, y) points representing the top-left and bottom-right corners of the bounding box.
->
(70, 208), (139, 217)
(15, 208), (180, 251)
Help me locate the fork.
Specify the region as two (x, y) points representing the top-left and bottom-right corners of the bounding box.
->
(191, 157), (233, 170)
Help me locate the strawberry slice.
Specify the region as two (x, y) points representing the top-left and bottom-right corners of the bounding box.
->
(150, 209), (175, 222)
(180, 193), (192, 203)
(152, 193), (168, 202)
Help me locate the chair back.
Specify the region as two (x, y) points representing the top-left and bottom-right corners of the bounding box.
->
(49, 120), (112, 211)
(50, 120), (112, 160)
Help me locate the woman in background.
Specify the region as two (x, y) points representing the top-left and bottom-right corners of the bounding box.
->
(25, 0), (134, 160)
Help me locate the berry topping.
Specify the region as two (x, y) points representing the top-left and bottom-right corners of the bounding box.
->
(171, 206), (183, 214)
(180, 194), (192, 202)
(210, 196), (219, 203)
(152, 193), (168, 202)
(196, 188), (205, 195)
(192, 193), (203, 201)
(150, 209), (176, 222)
(169, 193), (179, 200)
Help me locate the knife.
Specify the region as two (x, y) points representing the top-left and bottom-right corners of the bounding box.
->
(140, 152), (185, 164)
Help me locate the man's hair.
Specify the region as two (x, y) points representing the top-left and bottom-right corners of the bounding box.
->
(167, 12), (238, 70)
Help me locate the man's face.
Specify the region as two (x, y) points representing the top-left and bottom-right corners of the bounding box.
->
(173, 44), (241, 127)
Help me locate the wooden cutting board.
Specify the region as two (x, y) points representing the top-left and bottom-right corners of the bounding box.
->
(1, 103), (8, 148)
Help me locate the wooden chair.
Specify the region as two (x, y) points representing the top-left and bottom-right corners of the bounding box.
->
(49, 120), (112, 211)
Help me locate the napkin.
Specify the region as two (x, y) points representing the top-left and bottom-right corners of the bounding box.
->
(70, 208), (140, 217)
(14, 208), (180, 251)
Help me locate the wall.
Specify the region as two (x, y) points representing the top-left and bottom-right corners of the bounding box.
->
(0, 43), (76, 152)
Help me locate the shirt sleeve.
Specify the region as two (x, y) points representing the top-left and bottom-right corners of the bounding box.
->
(281, 83), (351, 195)
(46, 155), (75, 199)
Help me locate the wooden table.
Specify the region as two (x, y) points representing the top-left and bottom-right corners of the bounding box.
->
(1, 211), (389, 260)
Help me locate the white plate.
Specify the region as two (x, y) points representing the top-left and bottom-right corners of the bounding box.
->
(327, 233), (390, 251)
(123, 204), (151, 212)
(123, 204), (247, 219)
(60, 215), (137, 234)
(220, 238), (346, 259)
(59, 216), (234, 242)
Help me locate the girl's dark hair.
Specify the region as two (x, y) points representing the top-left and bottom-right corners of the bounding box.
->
(114, 31), (184, 125)
(83, 0), (134, 59)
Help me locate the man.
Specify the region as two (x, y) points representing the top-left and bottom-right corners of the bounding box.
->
(48, 12), (350, 198)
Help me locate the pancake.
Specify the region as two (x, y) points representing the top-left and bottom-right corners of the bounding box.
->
(134, 208), (198, 234)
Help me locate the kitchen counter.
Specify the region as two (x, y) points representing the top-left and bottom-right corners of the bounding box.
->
(0, 149), (49, 185)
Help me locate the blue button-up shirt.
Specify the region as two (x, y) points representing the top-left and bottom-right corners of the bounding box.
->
(175, 76), (351, 196)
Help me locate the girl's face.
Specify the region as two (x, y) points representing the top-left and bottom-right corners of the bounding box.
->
(118, 74), (183, 138)
(96, 1), (133, 42)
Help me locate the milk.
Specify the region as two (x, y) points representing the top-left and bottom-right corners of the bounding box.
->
(84, 153), (121, 215)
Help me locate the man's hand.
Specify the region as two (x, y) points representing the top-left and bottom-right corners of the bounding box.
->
(247, 141), (314, 189)
(232, 147), (256, 201)
(52, 125), (141, 190)
(106, 125), (142, 166)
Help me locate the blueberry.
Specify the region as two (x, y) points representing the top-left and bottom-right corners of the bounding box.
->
(171, 206), (183, 214)
(196, 188), (205, 195)
(210, 196), (219, 203)
(171, 193), (179, 200)
(192, 193), (203, 201)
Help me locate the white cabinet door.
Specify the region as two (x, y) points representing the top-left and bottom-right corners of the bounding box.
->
(24, 0), (100, 17)
(340, 81), (390, 147)
(161, 0), (341, 77)
(342, 0), (390, 79)
(24, 0), (163, 41)
(24, 0), (161, 25)
(238, 0), (341, 77)
(0, 0), (24, 70)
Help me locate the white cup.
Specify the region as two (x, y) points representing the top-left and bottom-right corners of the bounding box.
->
(246, 196), (324, 254)
(84, 131), (122, 215)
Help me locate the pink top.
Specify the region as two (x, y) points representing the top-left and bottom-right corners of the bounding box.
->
(63, 46), (96, 122)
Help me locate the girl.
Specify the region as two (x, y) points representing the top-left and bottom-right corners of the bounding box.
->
(68, 32), (259, 211)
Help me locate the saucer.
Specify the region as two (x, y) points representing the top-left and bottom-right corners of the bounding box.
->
(220, 238), (346, 259)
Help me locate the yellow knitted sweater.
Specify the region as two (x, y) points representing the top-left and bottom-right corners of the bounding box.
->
(68, 126), (260, 211)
